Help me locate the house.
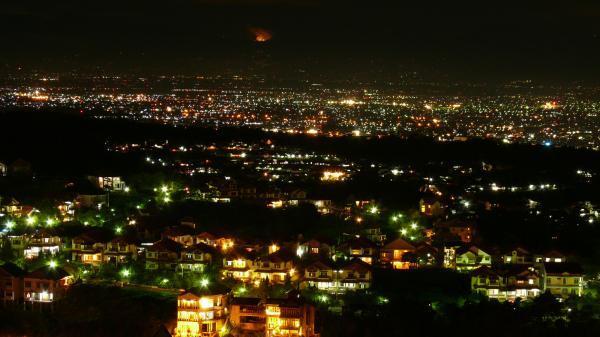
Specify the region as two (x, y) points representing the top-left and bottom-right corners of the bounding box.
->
(71, 232), (107, 266)
(454, 246), (492, 272)
(1, 199), (38, 218)
(413, 243), (439, 267)
(0, 262), (25, 303)
(24, 266), (74, 305)
(544, 263), (584, 298)
(433, 219), (474, 243)
(75, 193), (108, 209)
(146, 238), (183, 271)
(301, 260), (337, 292)
(337, 259), (372, 291)
(362, 226), (387, 245)
(301, 259), (372, 293)
(536, 250), (567, 264)
(24, 229), (62, 259)
(252, 250), (296, 285)
(91, 176), (127, 192)
(179, 244), (214, 273)
(7, 234), (28, 255)
(503, 247), (534, 264)
(229, 297), (266, 335)
(222, 248), (255, 282)
(265, 294), (317, 337)
(297, 240), (329, 258)
(164, 226), (197, 247)
(104, 237), (139, 264)
(174, 287), (229, 337)
(471, 265), (543, 302)
(339, 236), (378, 264)
(379, 238), (416, 270)
(419, 196), (445, 217)
(196, 232), (217, 247)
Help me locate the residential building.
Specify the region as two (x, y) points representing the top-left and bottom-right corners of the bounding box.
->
(301, 259), (372, 293)
(24, 229), (61, 259)
(164, 226), (197, 247)
(536, 250), (567, 264)
(379, 238), (416, 270)
(296, 240), (329, 258)
(544, 263), (584, 298)
(229, 297), (266, 335)
(265, 295), (317, 337)
(71, 232), (106, 266)
(175, 287), (229, 337)
(222, 248), (255, 282)
(339, 236), (378, 264)
(146, 238), (183, 270)
(471, 265), (544, 302)
(455, 246), (492, 272)
(24, 266), (73, 304)
(179, 244), (214, 273)
(93, 176), (127, 191)
(503, 247), (534, 264)
(252, 250), (296, 284)
(104, 237), (139, 264)
(0, 262), (24, 303)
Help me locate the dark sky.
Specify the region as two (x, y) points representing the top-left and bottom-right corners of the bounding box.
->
(1, 0), (600, 81)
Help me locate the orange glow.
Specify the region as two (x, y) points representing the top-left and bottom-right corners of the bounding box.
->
(250, 27), (272, 42)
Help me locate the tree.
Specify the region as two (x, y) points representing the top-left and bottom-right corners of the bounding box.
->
(0, 238), (15, 262)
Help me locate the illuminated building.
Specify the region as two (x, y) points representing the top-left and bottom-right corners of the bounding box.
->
(321, 170), (346, 182)
(91, 176), (128, 192)
(471, 265), (543, 302)
(175, 288), (229, 337)
(164, 226), (198, 247)
(338, 236), (378, 264)
(24, 266), (73, 306)
(103, 237), (139, 264)
(419, 197), (445, 217)
(24, 229), (62, 259)
(179, 244), (214, 273)
(379, 238), (416, 270)
(71, 232), (107, 266)
(544, 263), (584, 298)
(502, 247), (534, 264)
(229, 297), (266, 334)
(265, 294), (317, 337)
(301, 259), (372, 293)
(454, 246), (491, 272)
(252, 250), (297, 284)
(222, 248), (256, 282)
(297, 240), (330, 257)
(145, 238), (183, 270)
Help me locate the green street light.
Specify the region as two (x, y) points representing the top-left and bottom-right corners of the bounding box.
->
(121, 268), (131, 278)
(200, 278), (209, 288)
(48, 260), (58, 269)
(3, 220), (15, 230)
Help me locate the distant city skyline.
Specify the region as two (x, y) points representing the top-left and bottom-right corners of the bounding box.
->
(1, 0), (600, 81)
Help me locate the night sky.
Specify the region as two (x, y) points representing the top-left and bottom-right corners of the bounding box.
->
(1, 0), (600, 81)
